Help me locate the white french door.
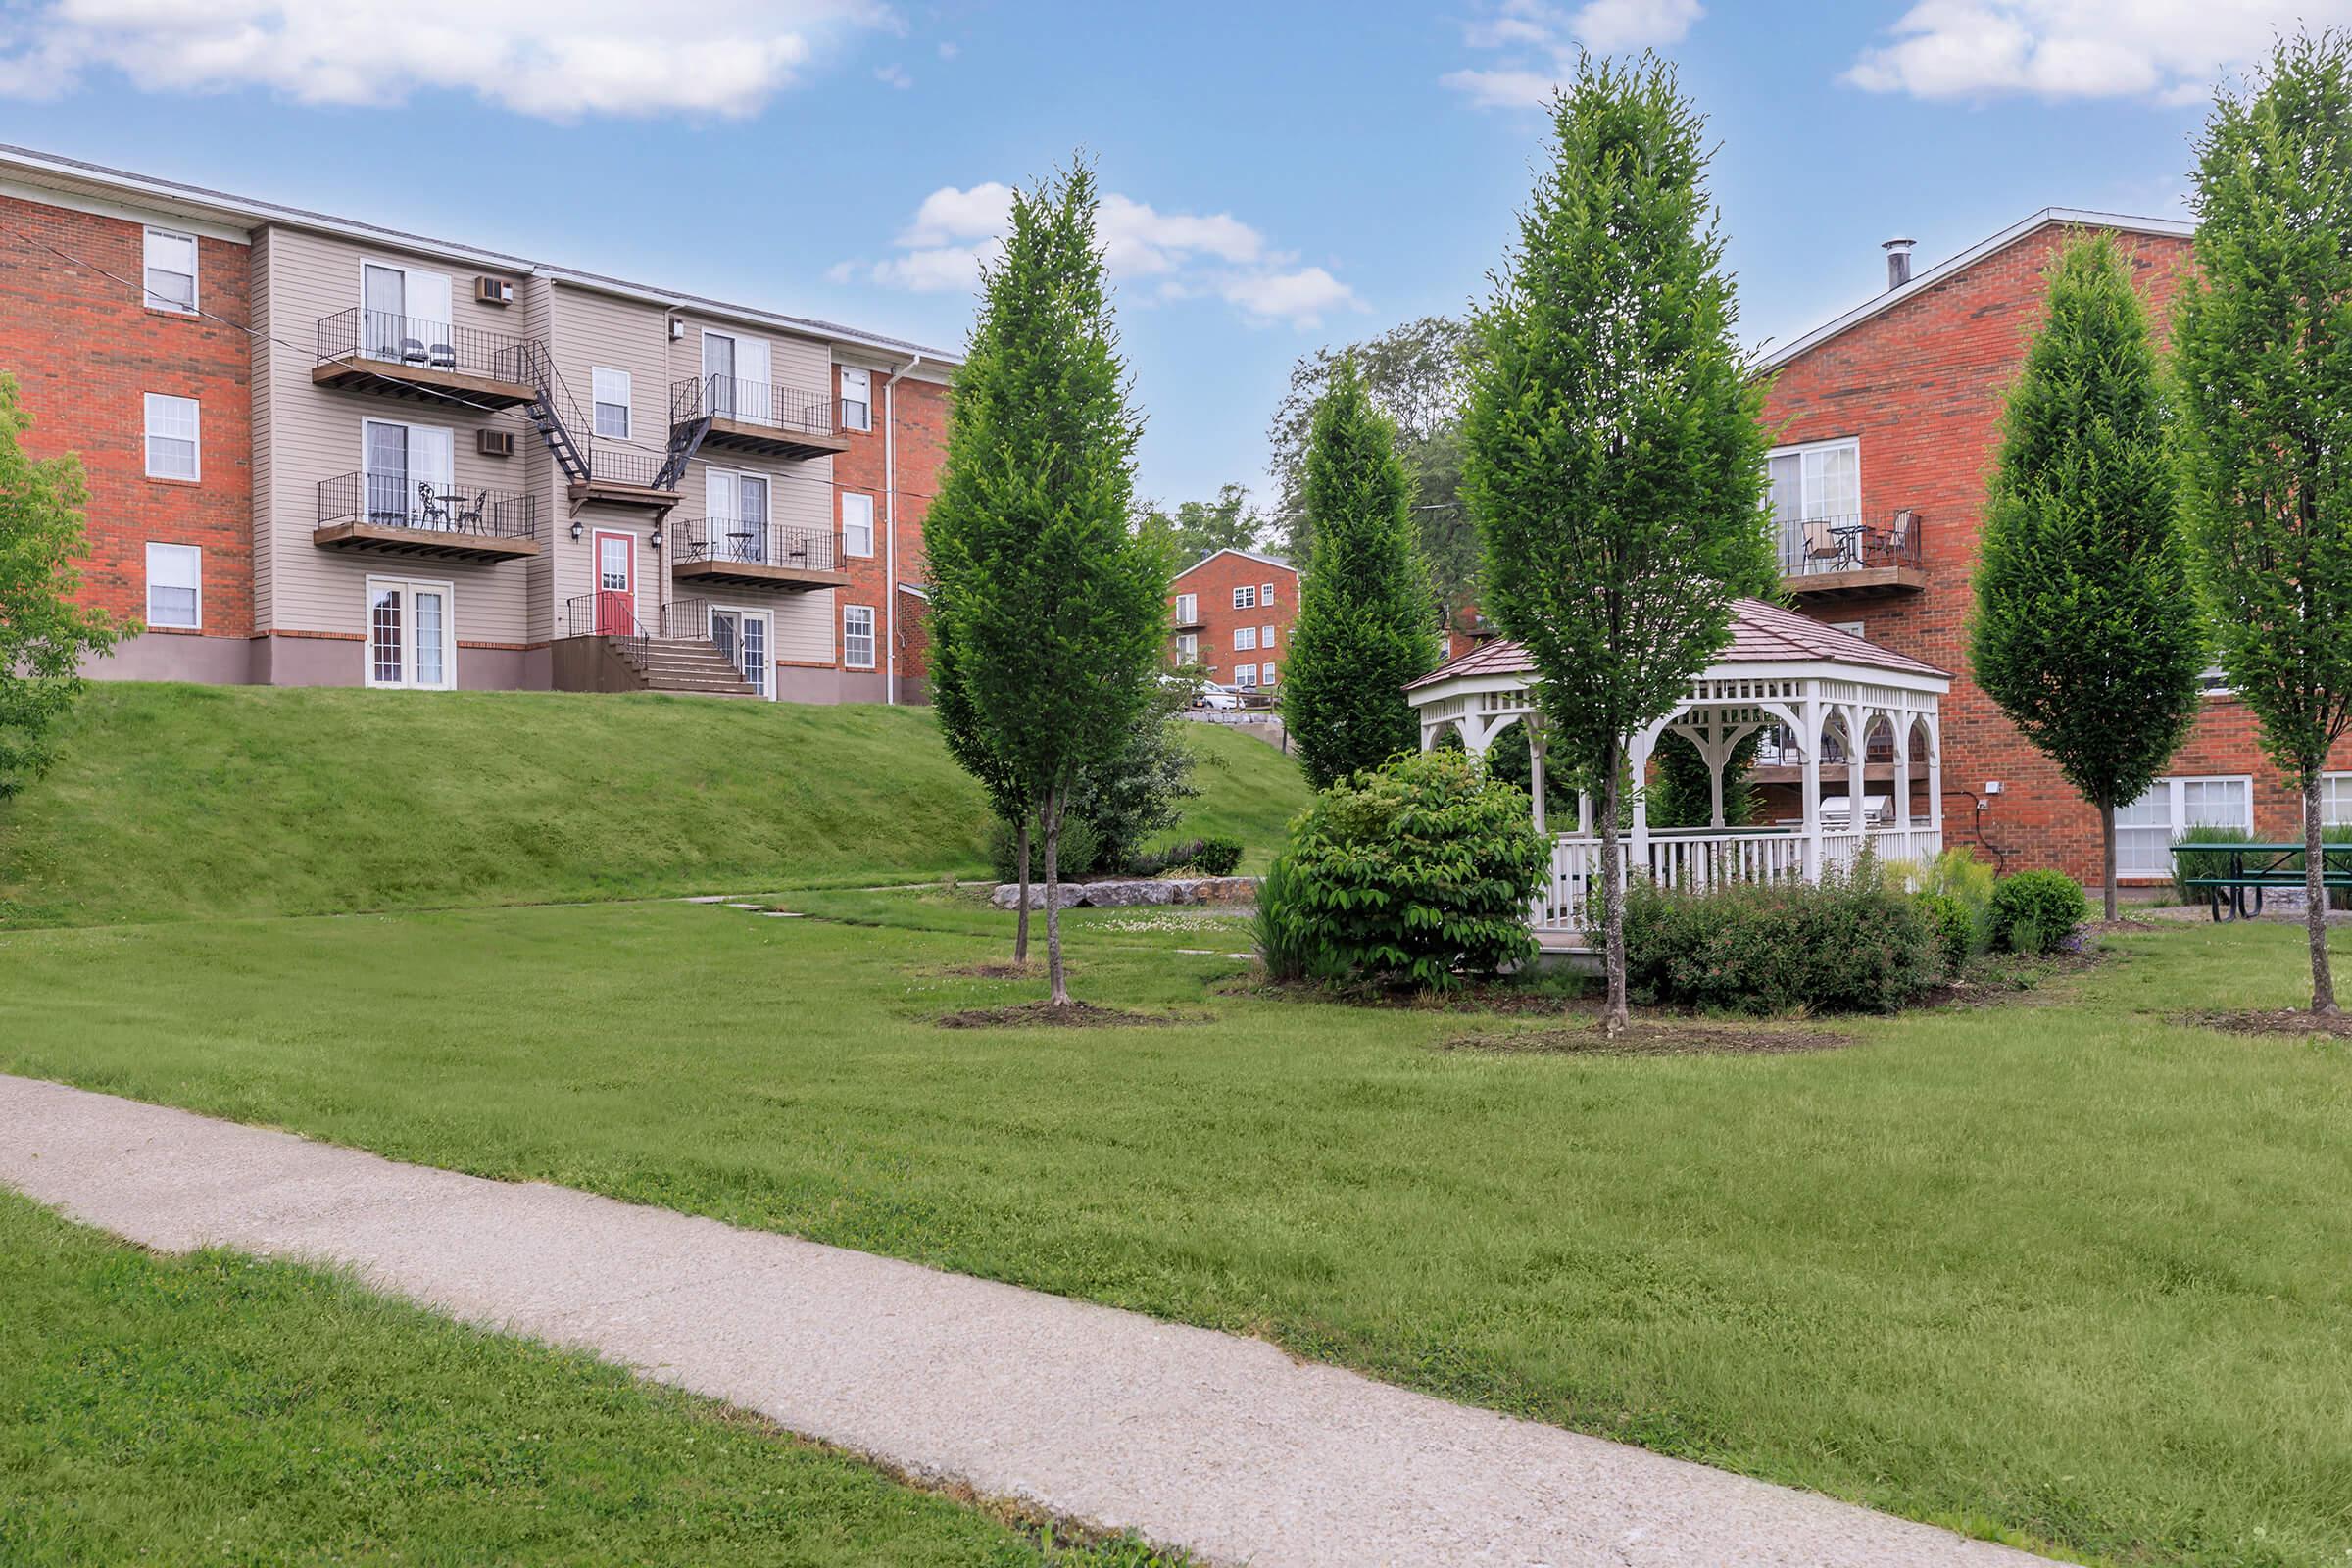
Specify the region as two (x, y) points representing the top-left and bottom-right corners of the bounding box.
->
(366, 576), (456, 690)
(709, 607), (771, 698)
(363, 418), (454, 527)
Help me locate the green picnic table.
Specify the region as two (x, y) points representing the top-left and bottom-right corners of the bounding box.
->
(2175, 841), (2352, 921)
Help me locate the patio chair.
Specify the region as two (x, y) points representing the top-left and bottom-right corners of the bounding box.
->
(427, 342), (457, 371)
(1802, 517), (1842, 569)
(452, 490), (486, 531)
(1884, 508), (1916, 566)
(400, 337), (429, 367)
(416, 483), (449, 530)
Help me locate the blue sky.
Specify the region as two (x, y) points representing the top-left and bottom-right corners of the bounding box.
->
(0, 0), (2322, 508)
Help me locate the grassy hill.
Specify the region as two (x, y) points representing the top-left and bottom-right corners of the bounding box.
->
(0, 684), (1310, 928)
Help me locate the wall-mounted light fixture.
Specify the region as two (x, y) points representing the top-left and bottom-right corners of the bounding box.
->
(650, 525), (663, 550)
(569, 519), (583, 542)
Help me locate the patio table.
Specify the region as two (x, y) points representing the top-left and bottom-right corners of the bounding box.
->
(2175, 841), (2352, 921)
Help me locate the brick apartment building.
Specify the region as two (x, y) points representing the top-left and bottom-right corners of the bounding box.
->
(0, 143), (952, 703)
(1761, 208), (2352, 889)
(1168, 547), (1297, 694)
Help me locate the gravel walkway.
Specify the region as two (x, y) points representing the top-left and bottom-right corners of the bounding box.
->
(2, 1074), (2059, 1568)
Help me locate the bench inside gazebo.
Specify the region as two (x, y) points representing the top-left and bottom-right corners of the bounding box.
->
(1406, 600), (1953, 952)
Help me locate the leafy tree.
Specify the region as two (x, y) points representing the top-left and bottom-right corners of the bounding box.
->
(1070, 675), (1200, 871)
(929, 625), (1037, 960)
(2178, 31), (2352, 1013)
(1461, 56), (1774, 1036)
(1136, 483), (1265, 563)
(1269, 317), (1477, 611)
(1649, 731), (1762, 829)
(0, 374), (127, 797)
(1971, 235), (2203, 921)
(1282, 357), (1438, 788)
(923, 162), (1169, 1005)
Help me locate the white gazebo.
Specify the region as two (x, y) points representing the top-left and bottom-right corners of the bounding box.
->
(1406, 599), (1951, 950)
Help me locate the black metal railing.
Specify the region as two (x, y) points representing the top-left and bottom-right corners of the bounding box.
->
(317, 307), (540, 385)
(1776, 510), (1923, 578)
(587, 445), (674, 490)
(671, 519), (842, 572)
(318, 472), (537, 540)
(670, 373), (836, 438)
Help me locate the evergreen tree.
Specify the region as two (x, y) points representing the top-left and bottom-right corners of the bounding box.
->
(923, 162), (1168, 1004)
(1282, 357), (1438, 788)
(2178, 32), (2352, 1013)
(1972, 235), (2203, 921)
(0, 374), (126, 796)
(1461, 56), (1774, 1036)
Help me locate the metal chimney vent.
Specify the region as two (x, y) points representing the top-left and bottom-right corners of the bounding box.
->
(1883, 236), (1917, 291)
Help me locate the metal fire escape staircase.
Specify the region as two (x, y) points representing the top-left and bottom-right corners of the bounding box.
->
(517, 346), (696, 520)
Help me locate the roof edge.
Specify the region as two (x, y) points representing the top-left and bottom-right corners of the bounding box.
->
(1171, 546), (1296, 579)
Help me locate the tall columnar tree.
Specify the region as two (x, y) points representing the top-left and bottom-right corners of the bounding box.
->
(1461, 55), (1774, 1036)
(929, 625), (1036, 961)
(0, 374), (127, 797)
(923, 162), (1168, 1005)
(1972, 235), (2204, 921)
(1282, 356), (1439, 789)
(2178, 31), (2352, 1014)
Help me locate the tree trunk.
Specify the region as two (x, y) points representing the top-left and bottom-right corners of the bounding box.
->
(1600, 739), (1629, 1039)
(1044, 789), (1071, 1006)
(2308, 766), (2337, 1015)
(2100, 803), (2118, 922)
(1014, 816), (1032, 964)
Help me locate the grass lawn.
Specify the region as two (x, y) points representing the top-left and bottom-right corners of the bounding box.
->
(0, 684), (1309, 928)
(4, 896), (2349, 1566)
(0, 1191), (1176, 1566)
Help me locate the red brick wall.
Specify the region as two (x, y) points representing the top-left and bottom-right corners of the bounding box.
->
(1757, 220), (2347, 884)
(0, 194), (252, 648)
(1169, 551), (1298, 691)
(832, 365), (948, 686)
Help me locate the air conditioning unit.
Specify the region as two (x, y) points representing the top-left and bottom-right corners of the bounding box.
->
(475, 276), (515, 306)
(478, 429), (515, 458)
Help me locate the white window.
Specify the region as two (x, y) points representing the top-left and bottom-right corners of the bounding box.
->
(143, 394), (199, 480)
(144, 543), (201, 629)
(1233, 584), (1257, 611)
(2198, 664), (2234, 695)
(1260, 622), (1276, 648)
(1261, 662), (1277, 686)
(143, 228), (197, 314)
(842, 492), (875, 558)
(1766, 438), (1862, 570)
(1262, 582), (1276, 606)
(365, 576), (457, 691)
(592, 368), (631, 439)
(2116, 775), (2254, 879)
(359, 262), (453, 360)
(1175, 632), (1199, 662)
(1829, 620), (1866, 639)
(844, 605), (876, 669)
(840, 367), (872, 432)
(1234, 625), (1257, 652)
(362, 418), (454, 528)
(1174, 593), (1197, 623)
(1234, 664), (1259, 689)
(2322, 774), (2352, 826)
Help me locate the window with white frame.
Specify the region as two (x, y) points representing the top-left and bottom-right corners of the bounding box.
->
(1234, 664), (1258, 689)
(1829, 620), (1866, 639)
(1233, 584), (1257, 610)
(592, 368), (631, 439)
(1174, 593), (1197, 623)
(2198, 664), (2234, 695)
(2115, 774), (2254, 879)
(144, 394), (199, 480)
(1234, 625), (1257, 652)
(366, 576), (457, 691)
(2319, 773), (2352, 826)
(1175, 632), (1199, 662)
(1260, 662), (1278, 686)
(842, 491), (875, 557)
(840, 367), (872, 432)
(145, 543), (201, 629)
(1261, 582), (1276, 606)
(844, 605), (876, 668)
(143, 228), (197, 314)
(1765, 437), (1861, 570)
(1260, 622), (1276, 648)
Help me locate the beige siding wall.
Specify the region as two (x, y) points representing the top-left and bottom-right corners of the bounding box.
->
(546, 283), (669, 630)
(253, 225), (535, 653)
(249, 233), (273, 619)
(667, 310), (835, 565)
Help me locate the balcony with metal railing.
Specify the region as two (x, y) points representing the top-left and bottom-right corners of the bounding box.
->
(1777, 509), (1926, 601)
(314, 472), (539, 562)
(671, 374), (849, 462)
(314, 308), (543, 410)
(668, 518), (849, 592)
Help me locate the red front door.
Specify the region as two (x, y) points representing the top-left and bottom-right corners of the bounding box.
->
(594, 531), (635, 634)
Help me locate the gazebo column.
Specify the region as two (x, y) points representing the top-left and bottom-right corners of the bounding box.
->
(1527, 720), (1547, 837)
(1926, 714), (1944, 852)
(1705, 726), (1728, 829)
(1891, 710), (1912, 833)
(1800, 695), (1823, 880)
(1628, 727), (1654, 882)
(1577, 789), (1592, 834)
(1845, 704), (1867, 849)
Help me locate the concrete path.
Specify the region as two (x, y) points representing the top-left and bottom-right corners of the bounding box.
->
(2, 1074), (2059, 1568)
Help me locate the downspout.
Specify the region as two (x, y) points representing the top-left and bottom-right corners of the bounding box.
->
(881, 353), (923, 705)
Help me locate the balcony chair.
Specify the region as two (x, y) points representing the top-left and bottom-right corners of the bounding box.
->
(427, 342), (458, 371)
(400, 337), (430, 367)
(452, 490), (487, 532)
(1801, 517), (1843, 571)
(416, 482), (450, 530)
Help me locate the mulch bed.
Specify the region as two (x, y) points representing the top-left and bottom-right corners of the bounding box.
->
(926, 961), (1044, 980)
(2180, 1007), (2352, 1040)
(1440, 1021), (1851, 1057)
(1915, 948), (2107, 1009)
(936, 1001), (1183, 1030)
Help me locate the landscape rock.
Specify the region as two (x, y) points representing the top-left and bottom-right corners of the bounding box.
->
(986, 876), (1260, 909)
(1083, 880), (1177, 907)
(989, 882), (1089, 910)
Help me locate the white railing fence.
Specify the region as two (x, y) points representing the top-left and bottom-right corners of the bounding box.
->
(1536, 823), (1943, 935)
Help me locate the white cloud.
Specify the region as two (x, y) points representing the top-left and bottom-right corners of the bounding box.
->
(1842, 0), (2352, 102)
(0, 0), (891, 119)
(1442, 0), (1703, 108)
(874, 62), (912, 89)
(842, 181), (1362, 326)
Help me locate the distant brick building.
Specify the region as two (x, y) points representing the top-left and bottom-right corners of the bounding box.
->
(1167, 548), (1297, 694)
(1759, 209), (2352, 889)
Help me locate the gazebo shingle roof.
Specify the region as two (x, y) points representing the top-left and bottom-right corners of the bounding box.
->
(1405, 598), (1949, 691)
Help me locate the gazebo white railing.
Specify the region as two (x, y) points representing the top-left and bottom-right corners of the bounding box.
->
(1405, 601), (1952, 950)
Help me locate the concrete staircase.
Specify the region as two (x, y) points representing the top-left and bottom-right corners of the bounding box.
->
(622, 637), (763, 699)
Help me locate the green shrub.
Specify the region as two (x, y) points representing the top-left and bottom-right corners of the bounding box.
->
(1271, 749), (1546, 991)
(1252, 853), (1329, 982)
(988, 813), (1102, 883)
(1916, 891), (1975, 978)
(1124, 834), (1246, 877)
(1190, 835), (1244, 876)
(1987, 869), (2088, 953)
(1921, 848), (1996, 923)
(1616, 851), (1937, 1014)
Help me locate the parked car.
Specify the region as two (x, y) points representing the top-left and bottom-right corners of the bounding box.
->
(1193, 685), (1245, 710)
